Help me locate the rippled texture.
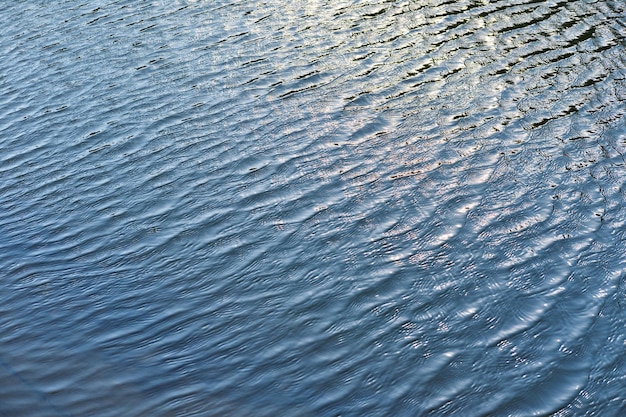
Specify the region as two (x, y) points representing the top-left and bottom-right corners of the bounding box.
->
(1, 1), (626, 415)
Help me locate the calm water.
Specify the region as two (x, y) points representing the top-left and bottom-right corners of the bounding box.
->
(1, 1), (626, 416)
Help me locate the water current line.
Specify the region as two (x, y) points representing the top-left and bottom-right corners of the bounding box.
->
(0, 357), (72, 417)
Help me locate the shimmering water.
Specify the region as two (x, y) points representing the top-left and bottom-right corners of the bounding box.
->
(1, 1), (626, 415)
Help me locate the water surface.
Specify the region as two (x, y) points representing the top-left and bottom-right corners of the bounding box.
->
(1, 0), (626, 415)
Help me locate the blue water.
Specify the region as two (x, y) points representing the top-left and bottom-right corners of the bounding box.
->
(1, 1), (626, 415)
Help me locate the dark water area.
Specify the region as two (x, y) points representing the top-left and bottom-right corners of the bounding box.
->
(1, 0), (626, 415)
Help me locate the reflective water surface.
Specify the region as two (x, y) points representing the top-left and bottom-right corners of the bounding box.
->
(1, 1), (626, 415)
